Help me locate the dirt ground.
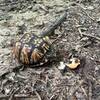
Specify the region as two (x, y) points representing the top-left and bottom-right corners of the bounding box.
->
(0, 0), (100, 100)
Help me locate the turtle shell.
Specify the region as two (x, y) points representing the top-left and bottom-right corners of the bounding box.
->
(13, 34), (51, 65)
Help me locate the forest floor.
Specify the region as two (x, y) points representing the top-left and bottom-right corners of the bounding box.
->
(0, 0), (100, 100)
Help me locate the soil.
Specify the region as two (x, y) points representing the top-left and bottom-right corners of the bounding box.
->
(0, 0), (100, 100)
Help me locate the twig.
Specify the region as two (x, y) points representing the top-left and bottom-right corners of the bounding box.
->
(78, 28), (100, 41)
(37, 79), (47, 85)
(81, 86), (88, 98)
(88, 81), (92, 100)
(75, 17), (100, 44)
(34, 90), (42, 100)
(51, 34), (64, 45)
(40, 11), (67, 37)
(9, 88), (19, 100)
(19, 32), (29, 41)
(81, 32), (100, 42)
(78, 28), (83, 37)
(50, 94), (55, 100)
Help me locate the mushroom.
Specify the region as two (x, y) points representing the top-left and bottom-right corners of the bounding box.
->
(66, 58), (80, 69)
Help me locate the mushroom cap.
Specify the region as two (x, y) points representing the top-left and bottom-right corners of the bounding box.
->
(66, 58), (80, 69)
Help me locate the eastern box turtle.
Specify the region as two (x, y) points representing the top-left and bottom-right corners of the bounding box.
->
(13, 12), (67, 66)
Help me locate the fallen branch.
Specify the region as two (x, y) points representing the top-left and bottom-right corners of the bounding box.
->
(78, 28), (100, 42)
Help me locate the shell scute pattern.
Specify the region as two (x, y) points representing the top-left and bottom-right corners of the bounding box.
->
(13, 34), (51, 65)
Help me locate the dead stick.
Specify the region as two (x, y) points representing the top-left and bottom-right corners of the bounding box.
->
(78, 28), (100, 41)
(40, 11), (67, 37)
(9, 88), (20, 100)
(81, 33), (100, 41)
(18, 11), (67, 42)
(88, 81), (92, 100)
(34, 91), (42, 100)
